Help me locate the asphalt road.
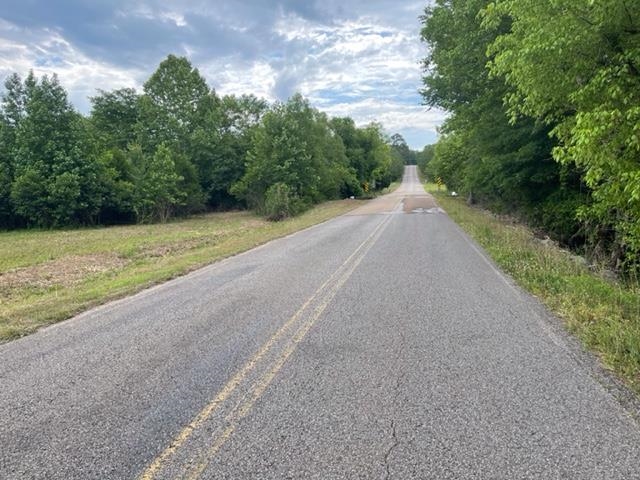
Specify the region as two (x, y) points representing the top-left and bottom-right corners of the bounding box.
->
(1, 166), (639, 479)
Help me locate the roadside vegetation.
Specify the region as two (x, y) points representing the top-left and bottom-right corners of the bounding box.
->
(431, 185), (640, 394)
(0, 54), (407, 230)
(420, 1), (640, 277)
(0, 199), (358, 341)
(0, 53), (423, 342)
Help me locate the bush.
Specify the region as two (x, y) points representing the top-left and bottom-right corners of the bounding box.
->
(263, 182), (306, 221)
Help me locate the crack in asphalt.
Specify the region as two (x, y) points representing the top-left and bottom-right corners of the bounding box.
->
(383, 328), (407, 479)
(383, 419), (399, 480)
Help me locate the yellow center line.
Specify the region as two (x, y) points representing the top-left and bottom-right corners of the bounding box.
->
(138, 203), (399, 480)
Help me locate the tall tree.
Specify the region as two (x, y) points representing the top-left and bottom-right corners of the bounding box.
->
(232, 94), (358, 212)
(10, 73), (103, 226)
(0, 73), (27, 227)
(129, 143), (185, 223)
(390, 133), (416, 165)
(485, 0), (640, 268)
(90, 88), (140, 150)
(421, 0), (583, 242)
(136, 55), (209, 214)
(138, 54), (211, 151)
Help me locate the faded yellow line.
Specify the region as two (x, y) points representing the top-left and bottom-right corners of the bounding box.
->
(139, 206), (397, 480)
(183, 212), (393, 480)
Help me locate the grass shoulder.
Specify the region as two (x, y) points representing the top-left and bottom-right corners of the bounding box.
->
(433, 188), (640, 394)
(0, 199), (359, 342)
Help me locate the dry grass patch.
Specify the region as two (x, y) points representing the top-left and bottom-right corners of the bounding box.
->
(0, 199), (358, 341)
(0, 254), (129, 293)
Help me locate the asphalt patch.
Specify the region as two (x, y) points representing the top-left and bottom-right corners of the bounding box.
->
(403, 196), (438, 214)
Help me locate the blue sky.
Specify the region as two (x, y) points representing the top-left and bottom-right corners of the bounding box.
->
(0, 0), (444, 149)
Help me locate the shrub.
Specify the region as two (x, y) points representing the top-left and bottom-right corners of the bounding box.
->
(263, 182), (305, 221)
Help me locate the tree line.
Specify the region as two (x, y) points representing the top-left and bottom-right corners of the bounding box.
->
(420, 0), (640, 274)
(0, 54), (406, 228)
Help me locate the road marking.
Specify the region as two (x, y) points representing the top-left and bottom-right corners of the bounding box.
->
(138, 205), (397, 480)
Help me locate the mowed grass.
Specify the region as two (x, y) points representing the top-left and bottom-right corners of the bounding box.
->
(431, 185), (640, 393)
(0, 199), (359, 341)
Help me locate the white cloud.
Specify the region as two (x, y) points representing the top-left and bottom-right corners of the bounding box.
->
(0, 1), (445, 147)
(0, 19), (144, 111)
(201, 58), (278, 102)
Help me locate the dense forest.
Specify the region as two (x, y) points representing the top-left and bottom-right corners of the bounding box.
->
(0, 55), (406, 228)
(420, 0), (640, 275)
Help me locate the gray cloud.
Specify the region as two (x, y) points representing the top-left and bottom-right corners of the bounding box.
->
(0, 0), (442, 149)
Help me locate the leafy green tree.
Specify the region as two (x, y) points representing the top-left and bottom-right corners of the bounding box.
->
(138, 54), (211, 151)
(90, 88), (139, 150)
(96, 148), (136, 224)
(330, 118), (401, 193)
(416, 144), (435, 178)
(329, 117), (369, 189)
(10, 73), (103, 226)
(390, 133), (416, 165)
(135, 55), (211, 214)
(232, 94), (357, 213)
(130, 143), (185, 223)
(421, 0), (584, 242)
(0, 73), (28, 227)
(485, 0), (640, 268)
(188, 93), (269, 209)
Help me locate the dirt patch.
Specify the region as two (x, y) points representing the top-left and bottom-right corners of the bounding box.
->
(135, 235), (227, 259)
(403, 196), (438, 213)
(0, 254), (129, 293)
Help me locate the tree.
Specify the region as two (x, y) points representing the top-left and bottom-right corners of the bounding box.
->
(416, 144), (435, 178)
(90, 88), (140, 150)
(390, 133), (416, 165)
(137, 54), (211, 151)
(188, 93), (269, 209)
(10, 73), (103, 226)
(420, 0), (584, 242)
(130, 143), (185, 223)
(0, 73), (30, 227)
(232, 94), (358, 214)
(485, 0), (640, 269)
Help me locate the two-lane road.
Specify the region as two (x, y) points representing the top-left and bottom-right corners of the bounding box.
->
(1, 166), (639, 479)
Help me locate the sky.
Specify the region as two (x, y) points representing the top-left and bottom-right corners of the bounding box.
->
(0, 0), (445, 150)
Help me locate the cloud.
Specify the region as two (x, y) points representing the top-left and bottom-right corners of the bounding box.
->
(0, 18), (144, 112)
(0, 1), (443, 148)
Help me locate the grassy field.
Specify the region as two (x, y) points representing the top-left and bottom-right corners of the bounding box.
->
(0, 199), (359, 341)
(430, 184), (640, 393)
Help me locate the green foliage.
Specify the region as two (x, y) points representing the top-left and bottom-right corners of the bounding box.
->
(420, 0), (586, 247)
(190, 94), (268, 209)
(416, 144), (435, 178)
(390, 133), (416, 165)
(90, 88), (139, 150)
(330, 117), (397, 190)
(131, 144), (186, 223)
(485, 0), (640, 272)
(96, 149), (136, 224)
(263, 182), (305, 221)
(137, 54), (210, 151)
(0, 53), (401, 229)
(232, 94), (358, 214)
(8, 73), (103, 227)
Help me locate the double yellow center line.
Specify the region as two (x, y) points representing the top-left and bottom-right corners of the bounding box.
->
(139, 208), (397, 480)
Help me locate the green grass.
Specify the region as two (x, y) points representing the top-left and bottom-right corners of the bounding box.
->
(0, 199), (359, 341)
(433, 188), (640, 393)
